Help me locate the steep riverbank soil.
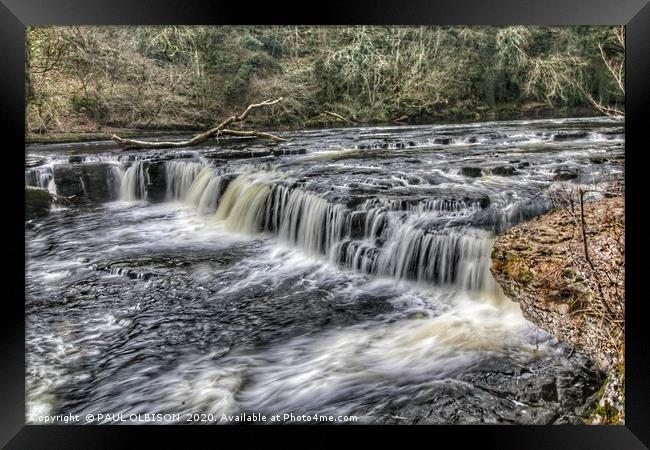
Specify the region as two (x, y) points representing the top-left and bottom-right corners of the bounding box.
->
(490, 195), (624, 423)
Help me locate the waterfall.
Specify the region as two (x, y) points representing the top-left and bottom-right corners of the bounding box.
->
(25, 167), (53, 189)
(184, 167), (228, 212)
(277, 189), (347, 256)
(165, 161), (204, 201)
(115, 159), (229, 209)
(47, 178), (56, 195)
(120, 161), (148, 201)
(213, 172), (500, 295)
(216, 174), (275, 234)
(387, 198), (480, 213)
(108, 164), (125, 200)
(215, 174), (347, 255)
(373, 226), (498, 292)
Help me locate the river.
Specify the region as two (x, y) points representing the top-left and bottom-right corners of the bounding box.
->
(25, 116), (624, 424)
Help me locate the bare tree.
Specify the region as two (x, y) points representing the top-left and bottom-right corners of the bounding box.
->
(582, 26), (624, 117)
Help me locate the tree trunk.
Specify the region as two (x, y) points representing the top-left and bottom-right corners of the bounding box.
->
(112, 98), (287, 151)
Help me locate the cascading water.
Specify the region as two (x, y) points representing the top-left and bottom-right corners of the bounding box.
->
(165, 160), (204, 201)
(212, 172), (502, 297)
(25, 117), (623, 424)
(25, 166), (53, 189)
(184, 167), (228, 212)
(120, 161), (148, 201)
(107, 164), (125, 199)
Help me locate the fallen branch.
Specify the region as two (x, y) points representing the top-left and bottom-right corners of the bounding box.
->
(111, 98), (287, 150)
(51, 193), (84, 206)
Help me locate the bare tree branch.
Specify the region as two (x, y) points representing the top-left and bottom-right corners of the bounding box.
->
(112, 97), (286, 150)
(598, 43), (625, 95)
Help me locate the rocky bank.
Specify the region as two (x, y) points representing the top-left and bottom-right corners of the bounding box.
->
(490, 195), (625, 424)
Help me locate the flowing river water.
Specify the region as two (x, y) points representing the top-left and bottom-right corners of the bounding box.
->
(25, 117), (624, 424)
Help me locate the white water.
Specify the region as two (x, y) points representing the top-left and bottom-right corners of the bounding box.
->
(120, 161), (148, 201)
(166, 160), (204, 201)
(184, 167), (227, 212)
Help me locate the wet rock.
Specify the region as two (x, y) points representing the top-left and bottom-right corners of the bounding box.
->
(434, 137), (452, 145)
(159, 152), (195, 160)
(369, 352), (598, 424)
(541, 378), (559, 402)
(600, 127), (624, 135)
(118, 154), (137, 162)
(554, 168), (579, 181)
(476, 195), (491, 209)
(553, 131), (589, 141)
(204, 149), (273, 159)
(461, 167), (483, 178)
(271, 148), (307, 156)
(25, 186), (52, 219)
(491, 166), (518, 176)
(407, 141), (416, 147)
(589, 157), (607, 164)
(518, 162), (531, 168)
(68, 155), (84, 163)
(346, 195), (370, 210)
(25, 156), (47, 168)
(145, 161), (167, 203)
(217, 174), (238, 198)
(53, 162), (119, 202)
(349, 211), (367, 239)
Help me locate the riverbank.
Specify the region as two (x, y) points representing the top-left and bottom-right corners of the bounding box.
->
(25, 104), (601, 145)
(491, 194), (625, 424)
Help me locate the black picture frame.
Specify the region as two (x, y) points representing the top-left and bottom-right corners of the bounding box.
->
(4, 1), (649, 447)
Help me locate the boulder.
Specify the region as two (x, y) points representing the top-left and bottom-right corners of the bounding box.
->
(554, 168), (579, 181)
(145, 161), (167, 203)
(53, 162), (119, 202)
(461, 167), (483, 178)
(25, 186), (52, 219)
(491, 166), (519, 176)
(552, 131), (589, 141)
